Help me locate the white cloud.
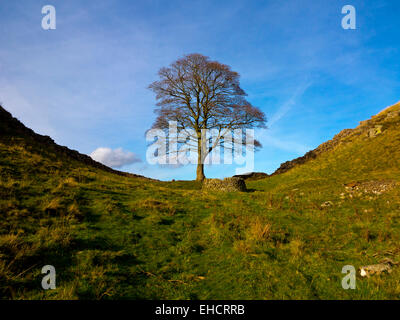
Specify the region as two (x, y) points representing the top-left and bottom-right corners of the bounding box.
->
(90, 147), (141, 168)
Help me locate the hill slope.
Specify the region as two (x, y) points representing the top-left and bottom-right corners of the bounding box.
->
(0, 106), (148, 180)
(1, 103), (400, 300)
(273, 101), (400, 177)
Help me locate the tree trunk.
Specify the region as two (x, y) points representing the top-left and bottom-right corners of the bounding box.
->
(196, 135), (205, 181)
(196, 162), (205, 181)
(196, 143), (205, 181)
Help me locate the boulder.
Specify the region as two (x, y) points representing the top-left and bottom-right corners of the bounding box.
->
(202, 177), (247, 192)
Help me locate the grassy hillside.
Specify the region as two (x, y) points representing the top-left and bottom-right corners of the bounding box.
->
(1, 102), (400, 299)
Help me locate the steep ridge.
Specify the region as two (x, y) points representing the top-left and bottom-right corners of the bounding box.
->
(0, 105), (149, 180)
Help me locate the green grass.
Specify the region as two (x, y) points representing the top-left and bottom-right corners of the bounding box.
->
(1, 102), (400, 299)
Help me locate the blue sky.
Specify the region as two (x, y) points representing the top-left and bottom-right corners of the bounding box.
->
(0, 0), (399, 180)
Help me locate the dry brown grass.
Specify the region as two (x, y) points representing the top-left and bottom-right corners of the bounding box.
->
(245, 217), (272, 242)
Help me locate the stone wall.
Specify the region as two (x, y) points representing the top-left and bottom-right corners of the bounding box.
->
(202, 177), (247, 192)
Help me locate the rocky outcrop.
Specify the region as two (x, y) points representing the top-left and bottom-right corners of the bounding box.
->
(360, 258), (398, 278)
(202, 177), (247, 192)
(344, 180), (397, 196)
(367, 125), (383, 138)
(233, 172), (269, 180)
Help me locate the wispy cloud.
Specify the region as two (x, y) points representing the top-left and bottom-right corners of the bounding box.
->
(259, 134), (310, 155)
(256, 79), (312, 157)
(268, 80), (312, 128)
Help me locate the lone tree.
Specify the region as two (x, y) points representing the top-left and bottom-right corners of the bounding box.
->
(148, 53), (267, 181)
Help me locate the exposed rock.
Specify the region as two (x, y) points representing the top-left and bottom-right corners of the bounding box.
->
(344, 180), (397, 196)
(386, 111), (400, 119)
(321, 201), (333, 208)
(367, 125), (383, 138)
(359, 258), (398, 278)
(233, 172), (269, 181)
(202, 177), (247, 192)
(344, 181), (359, 190)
